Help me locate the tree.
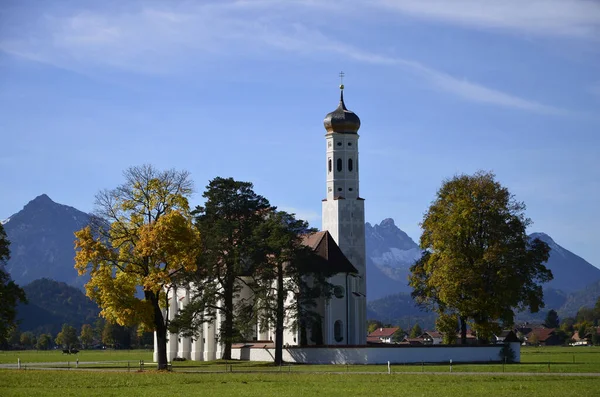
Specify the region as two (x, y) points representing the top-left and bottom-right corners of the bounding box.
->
(0, 223), (27, 345)
(102, 322), (115, 348)
(55, 324), (78, 350)
(391, 328), (405, 343)
(367, 320), (384, 334)
(409, 323), (422, 338)
(80, 324), (94, 349)
(253, 210), (335, 364)
(409, 171), (552, 344)
(74, 165), (201, 369)
(20, 331), (35, 349)
(436, 313), (458, 344)
(171, 177), (272, 360)
(544, 310), (560, 329)
(36, 334), (52, 350)
(527, 332), (539, 346)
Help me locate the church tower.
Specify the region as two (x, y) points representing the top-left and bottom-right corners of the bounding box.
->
(322, 80), (366, 344)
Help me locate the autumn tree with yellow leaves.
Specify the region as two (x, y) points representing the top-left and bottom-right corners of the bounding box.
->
(74, 165), (201, 369)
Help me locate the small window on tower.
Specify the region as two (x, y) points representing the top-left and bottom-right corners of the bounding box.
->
(328, 159), (332, 173)
(348, 158), (353, 172)
(337, 158), (342, 172)
(349, 188), (353, 192)
(337, 142), (342, 146)
(348, 142), (352, 146)
(337, 188), (342, 192)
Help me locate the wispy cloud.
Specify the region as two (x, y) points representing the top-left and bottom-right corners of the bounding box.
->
(0, 1), (571, 115)
(376, 0), (600, 39)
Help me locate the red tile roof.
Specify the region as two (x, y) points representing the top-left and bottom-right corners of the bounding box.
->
(527, 328), (556, 342)
(301, 231), (358, 274)
(368, 327), (400, 338)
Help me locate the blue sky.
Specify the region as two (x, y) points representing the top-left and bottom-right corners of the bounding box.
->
(1, 0), (599, 269)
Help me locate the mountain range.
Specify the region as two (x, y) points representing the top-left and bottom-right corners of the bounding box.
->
(3, 194), (91, 288)
(3, 194), (600, 328)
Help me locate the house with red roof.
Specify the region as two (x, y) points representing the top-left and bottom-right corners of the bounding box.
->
(367, 327), (401, 344)
(525, 328), (562, 346)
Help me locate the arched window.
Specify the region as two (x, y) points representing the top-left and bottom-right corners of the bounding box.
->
(334, 320), (343, 342)
(328, 159), (332, 173)
(348, 158), (353, 172)
(337, 158), (342, 172)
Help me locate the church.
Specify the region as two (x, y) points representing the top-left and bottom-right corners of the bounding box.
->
(155, 82), (367, 362)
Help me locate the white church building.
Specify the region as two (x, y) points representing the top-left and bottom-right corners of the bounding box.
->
(155, 83), (368, 362)
(153, 84), (521, 365)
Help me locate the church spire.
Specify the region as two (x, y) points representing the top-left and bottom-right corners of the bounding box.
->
(323, 73), (361, 134)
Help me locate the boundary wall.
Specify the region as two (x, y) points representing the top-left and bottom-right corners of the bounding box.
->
(230, 343), (520, 364)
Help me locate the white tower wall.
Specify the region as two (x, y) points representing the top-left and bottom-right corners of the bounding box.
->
(321, 94), (367, 345)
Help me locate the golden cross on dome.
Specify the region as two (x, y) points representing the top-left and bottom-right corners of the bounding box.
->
(339, 71), (345, 89)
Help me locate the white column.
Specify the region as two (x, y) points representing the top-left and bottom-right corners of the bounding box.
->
(203, 320), (216, 361)
(178, 290), (192, 360)
(167, 288), (179, 361)
(153, 332), (158, 362)
(215, 308), (222, 359)
(191, 322), (204, 361)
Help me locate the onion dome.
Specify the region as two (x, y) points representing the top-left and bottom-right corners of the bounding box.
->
(323, 85), (361, 134)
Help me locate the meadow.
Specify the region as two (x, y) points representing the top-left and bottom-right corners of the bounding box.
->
(1, 347), (599, 396)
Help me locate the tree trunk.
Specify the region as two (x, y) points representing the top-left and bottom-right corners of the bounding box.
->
(460, 316), (467, 345)
(150, 293), (168, 370)
(222, 270), (234, 360)
(274, 262), (285, 365)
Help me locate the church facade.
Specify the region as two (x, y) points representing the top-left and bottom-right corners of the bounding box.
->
(154, 84), (367, 362)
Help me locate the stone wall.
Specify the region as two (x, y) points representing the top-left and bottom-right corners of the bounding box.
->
(230, 343), (521, 364)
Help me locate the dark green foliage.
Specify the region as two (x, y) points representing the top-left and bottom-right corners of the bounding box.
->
(36, 333), (53, 350)
(544, 309), (560, 328)
(55, 323), (78, 349)
(499, 344), (516, 363)
(172, 177), (273, 360)
(0, 223), (27, 346)
(409, 323), (422, 338)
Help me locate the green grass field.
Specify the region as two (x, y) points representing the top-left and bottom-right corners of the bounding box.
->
(1, 347), (599, 396)
(1, 370), (599, 397)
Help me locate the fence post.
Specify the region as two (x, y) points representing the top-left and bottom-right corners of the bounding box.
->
(387, 361), (391, 375)
(450, 359), (452, 373)
(76, 358), (79, 369)
(17, 358), (21, 370)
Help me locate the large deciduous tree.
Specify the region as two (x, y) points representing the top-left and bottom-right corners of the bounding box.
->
(0, 223), (27, 345)
(74, 165), (201, 369)
(409, 171), (552, 344)
(171, 177), (272, 360)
